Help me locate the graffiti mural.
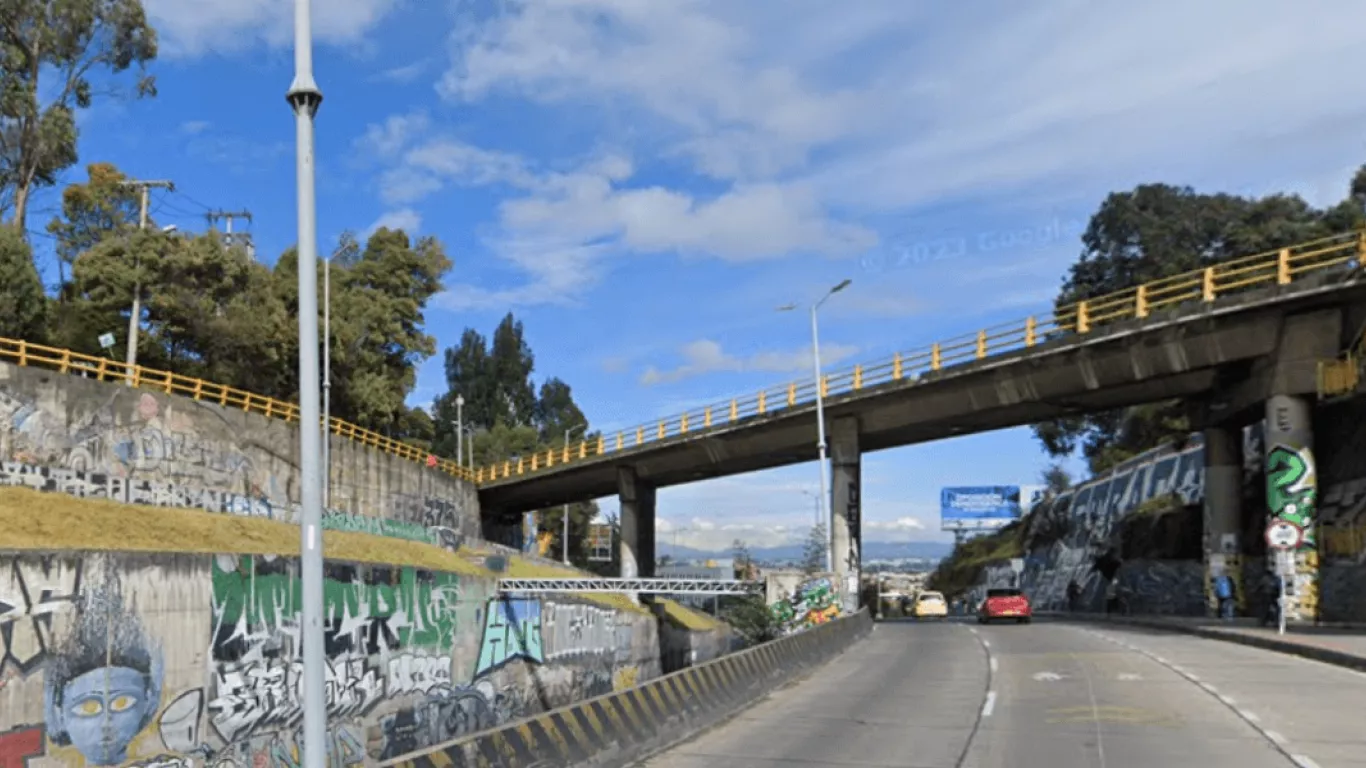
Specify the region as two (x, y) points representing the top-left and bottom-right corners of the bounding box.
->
(474, 598), (544, 678)
(770, 578), (839, 634)
(0, 551), (666, 767)
(0, 365), (481, 539)
(1266, 444), (1318, 547)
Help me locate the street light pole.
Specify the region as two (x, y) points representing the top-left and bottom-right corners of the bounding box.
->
(287, 1), (326, 766)
(780, 278), (850, 574)
(456, 395), (464, 471)
(322, 252), (330, 509)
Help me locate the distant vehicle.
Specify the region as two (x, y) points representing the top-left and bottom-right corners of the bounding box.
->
(913, 590), (948, 619)
(978, 587), (1032, 624)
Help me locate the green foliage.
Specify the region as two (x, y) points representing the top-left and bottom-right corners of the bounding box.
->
(720, 594), (779, 646)
(0, 0), (159, 231)
(0, 224), (45, 338)
(1035, 176), (1366, 473)
(800, 523), (826, 575)
(926, 524), (1023, 599)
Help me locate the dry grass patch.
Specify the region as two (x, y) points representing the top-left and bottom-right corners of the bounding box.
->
(0, 487), (487, 576)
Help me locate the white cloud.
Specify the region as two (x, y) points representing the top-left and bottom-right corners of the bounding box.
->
(361, 124), (874, 308)
(439, 0), (1366, 218)
(146, 0), (403, 57)
(180, 120), (210, 135)
(639, 340), (859, 386)
(365, 209), (422, 237)
(371, 60), (429, 84)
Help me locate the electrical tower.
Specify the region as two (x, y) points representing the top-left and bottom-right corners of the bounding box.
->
(206, 209), (255, 258)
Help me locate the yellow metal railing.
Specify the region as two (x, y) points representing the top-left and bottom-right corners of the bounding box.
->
(2, 231), (1360, 489)
(475, 230), (1365, 482)
(0, 339), (475, 482)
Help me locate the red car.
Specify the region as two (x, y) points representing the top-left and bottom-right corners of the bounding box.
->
(978, 587), (1032, 624)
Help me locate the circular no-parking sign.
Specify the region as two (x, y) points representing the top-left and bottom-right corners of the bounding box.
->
(1265, 520), (1303, 550)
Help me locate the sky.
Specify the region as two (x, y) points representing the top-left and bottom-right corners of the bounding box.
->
(37, 0), (1366, 553)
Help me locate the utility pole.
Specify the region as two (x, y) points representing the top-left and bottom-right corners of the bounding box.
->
(206, 209), (255, 258)
(119, 179), (174, 385)
(287, 0), (326, 765)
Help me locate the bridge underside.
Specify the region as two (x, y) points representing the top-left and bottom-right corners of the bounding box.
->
(481, 275), (1366, 517)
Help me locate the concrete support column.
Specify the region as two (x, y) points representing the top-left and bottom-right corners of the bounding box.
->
(1264, 394), (1318, 622)
(1203, 425), (1244, 615)
(617, 466), (657, 580)
(829, 416), (861, 613)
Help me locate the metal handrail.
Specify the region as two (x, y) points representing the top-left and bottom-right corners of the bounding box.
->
(0, 339), (474, 482)
(2, 231), (1361, 489)
(476, 230), (1365, 482)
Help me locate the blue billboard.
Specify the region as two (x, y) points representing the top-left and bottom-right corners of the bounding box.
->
(940, 486), (1023, 532)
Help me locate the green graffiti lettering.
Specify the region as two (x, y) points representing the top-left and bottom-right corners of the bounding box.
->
(1266, 443), (1317, 548)
(321, 512), (438, 545)
(211, 556), (464, 654)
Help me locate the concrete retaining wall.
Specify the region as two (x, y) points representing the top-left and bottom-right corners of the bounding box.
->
(383, 609), (875, 768)
(0, 550), (662, 767)
(0, 360), (480, 538)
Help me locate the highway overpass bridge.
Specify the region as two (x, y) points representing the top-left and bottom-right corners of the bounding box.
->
(474, 232), (1366, 600)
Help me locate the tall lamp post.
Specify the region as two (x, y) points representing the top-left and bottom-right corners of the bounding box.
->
(287, 0), (326, 766)
(778, 278), (851, 573)
(455, 395), (464, 470)
(801, 489), (821, 528)
(563, 424), (586, 563)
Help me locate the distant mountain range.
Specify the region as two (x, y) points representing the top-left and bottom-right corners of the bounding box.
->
(658, 540), (953, 563)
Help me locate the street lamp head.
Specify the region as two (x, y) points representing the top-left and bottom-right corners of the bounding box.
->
(160, 225), (177, 233)
(830, 278), (852, 294)
(776, 303), (797, 312)
(455, 394), (464, 407)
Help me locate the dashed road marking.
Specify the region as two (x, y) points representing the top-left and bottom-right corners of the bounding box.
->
(990, 657), (998, 673)
(1081, 626), (1322, 767)
(982, 690), (997, 717)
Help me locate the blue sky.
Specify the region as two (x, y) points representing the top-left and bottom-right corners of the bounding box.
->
(35, 0), (1366, 551)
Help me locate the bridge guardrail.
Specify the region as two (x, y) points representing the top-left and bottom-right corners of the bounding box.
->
(0, 338), (475, 482)
(380, 608), (875, 768)
(477, 230), (1364, 482)
(2, 232), (1360, 488)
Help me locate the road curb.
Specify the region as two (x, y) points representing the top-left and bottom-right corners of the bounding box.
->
(1045, 613), (1366, 674)
(381, 610), (875, 768)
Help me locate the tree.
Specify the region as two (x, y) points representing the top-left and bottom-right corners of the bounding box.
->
(533, 377), (587, 444)
(1041, 463), (1072, 497)
(1034, 181), (1352, 473)
(488, 312), (537, 427)
(800, 523), (827, 575)
(45, 162), (140, 286)
(0, 225), (45, 339)
(0, 0), (158, 233)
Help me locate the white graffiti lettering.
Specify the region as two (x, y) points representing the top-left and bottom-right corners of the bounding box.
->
(208, 654), (385, 743)
(386, 653), (452, 696)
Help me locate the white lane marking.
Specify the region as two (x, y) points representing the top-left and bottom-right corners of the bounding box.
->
(1032, 671), (1065, 681)
(982, 640), (991, 648)
(981, 690), (997, 717)
(990, 657), (998, 673)
(1218, 694), (1236, 706)
(1068, 623), (1320, 767)
(1117, 672), (1142, 681)
(968, 627), (978, 635)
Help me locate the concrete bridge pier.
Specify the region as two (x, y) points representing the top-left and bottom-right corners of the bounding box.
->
(1203, 424), (1244, 614)
(618, 466), (657, 583)
(1264, 393), (1317, 622)
(829, 416), (862, 613)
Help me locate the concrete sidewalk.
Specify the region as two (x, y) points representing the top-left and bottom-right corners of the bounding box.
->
(1044, 612), (1366, 673)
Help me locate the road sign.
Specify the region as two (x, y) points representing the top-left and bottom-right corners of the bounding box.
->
(1265, 520), (1302, 550)
(98, 332), (115, 350)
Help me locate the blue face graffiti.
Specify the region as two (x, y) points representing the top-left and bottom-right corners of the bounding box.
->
(42, 576), (163, 767)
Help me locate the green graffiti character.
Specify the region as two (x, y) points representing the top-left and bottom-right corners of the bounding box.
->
(1266, 443), (1317, 547)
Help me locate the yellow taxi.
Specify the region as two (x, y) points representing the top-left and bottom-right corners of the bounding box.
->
(912, 590), (949, 619)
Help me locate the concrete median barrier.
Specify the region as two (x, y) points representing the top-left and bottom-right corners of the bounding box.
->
(381, 609), (874, 768)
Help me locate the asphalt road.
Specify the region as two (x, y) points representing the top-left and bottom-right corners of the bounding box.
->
(638, 618), (1366, 768)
